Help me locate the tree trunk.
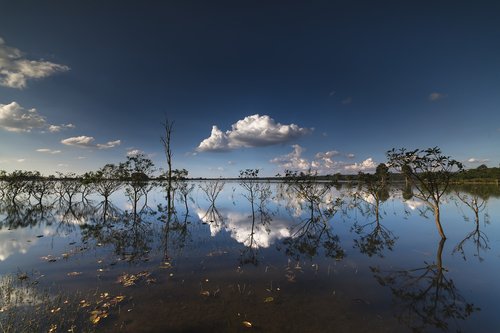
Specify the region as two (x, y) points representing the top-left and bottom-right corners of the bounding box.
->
(434, 205), (446, 239)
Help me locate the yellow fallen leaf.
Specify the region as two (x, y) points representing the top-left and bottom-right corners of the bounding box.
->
(264, 297), (274, 303)
(200, 290), (210, 297)
(242, 321), (252, 328)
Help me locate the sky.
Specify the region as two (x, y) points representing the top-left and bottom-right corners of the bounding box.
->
(0, 1), (499, 177)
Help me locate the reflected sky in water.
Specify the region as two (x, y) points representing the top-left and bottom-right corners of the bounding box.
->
(0, 181), (499, 332)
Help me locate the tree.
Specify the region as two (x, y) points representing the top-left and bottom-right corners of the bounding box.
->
(387, 147), (463, 239)
(375, 163), (389, 186)
(91, 164), (124, 202)
(122, 153), (155, 217)
(161, 118), (174, 213)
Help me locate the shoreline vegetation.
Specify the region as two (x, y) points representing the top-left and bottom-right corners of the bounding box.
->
(1, 168), (499, 184)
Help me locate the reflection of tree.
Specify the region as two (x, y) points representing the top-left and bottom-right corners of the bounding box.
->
(371, 239), (479, 332)
(80, 210), (154, 263)
(199, 179), (225, 233)
(0, 198), (54, 230)
(238, 169), (273, 265)
(55, 200), (98, 234)
(352, 219), (397, 258)
(279, 171), (344, 260)
(453, 189), (490, 262)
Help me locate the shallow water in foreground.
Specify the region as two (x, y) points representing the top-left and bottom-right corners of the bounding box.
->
(1, 181), (499, 332)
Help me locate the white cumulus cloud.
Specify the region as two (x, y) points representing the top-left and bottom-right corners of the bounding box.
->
(61, 136), (121, 149)
(127, 149), (144, 156)
(197, 114), (311, 152)
(271, 145), (378, 174)
(270, 144), (311, 170)
(343, 158), (377, 172)
(0, 101), (46, 132)
(0, 101), (75, 133)
(0, 37), (69, 89)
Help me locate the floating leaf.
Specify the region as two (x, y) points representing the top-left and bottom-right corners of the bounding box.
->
(200, 290), (210, 297)
(117, 272), (150, 287)
(264, 297), (274, 303)
(242, 321), (253, 328)
(90, 309), (108, 324)
(48, 323), (57, 332)
(67, 272), (82, 277)
(79, 300), (91, 308)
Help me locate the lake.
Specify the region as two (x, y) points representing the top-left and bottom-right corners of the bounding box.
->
(0, 180), (499, 332)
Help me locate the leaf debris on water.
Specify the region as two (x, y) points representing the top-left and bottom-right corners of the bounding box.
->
(117, 271), (151, 287)
(242, 321), (253, 328)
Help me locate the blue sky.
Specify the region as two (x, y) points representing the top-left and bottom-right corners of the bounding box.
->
(0, 1), (499, 177)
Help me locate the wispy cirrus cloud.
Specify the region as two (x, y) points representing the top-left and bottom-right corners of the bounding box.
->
(341, 96), (352, 105)
(197, 114), (311, 152)
(271, 145), (377, 174)
(0, 37), (69, 89)
(36, 148), (61, 154)
(428, 92), (447, 101)
(467, 158), (489, 164)
(48, 124), (75, 133)
(61, 136), (121, 149)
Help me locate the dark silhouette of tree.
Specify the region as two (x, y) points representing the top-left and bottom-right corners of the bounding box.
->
(356, 170), (390, 222)
(172, 168), (194, 216)
(453, 188), (490, 262)
(199, 179), (225, 232)
(121, 153), (155, 219)
(238, 169), (273, 265)
(161, 118), (174, 213)
(387, 147), (463, 239)
(54, 172), (82, 205)
(279, 170), (344, 260)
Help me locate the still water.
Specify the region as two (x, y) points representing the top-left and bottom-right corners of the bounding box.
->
(0, 180), (499, 332)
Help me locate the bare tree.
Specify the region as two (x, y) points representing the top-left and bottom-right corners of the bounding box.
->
(161, 118), (174, 213)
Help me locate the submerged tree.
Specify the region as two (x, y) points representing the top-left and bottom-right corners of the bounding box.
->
(238, 169), (273, 264)
(387, 147), (463, 239)
(199, 178), (225, 231)
(453, 187), (490, 261)
(122, 153), (155, 218)
(356, 166), (391, 222)
(161, 118), (174, 213)
(279, 169), (344, 260)
(172, 168), (194, 216)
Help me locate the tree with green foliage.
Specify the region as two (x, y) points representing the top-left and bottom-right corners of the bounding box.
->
(122, 153), (155, 217)
(387, 147), (463, 239)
